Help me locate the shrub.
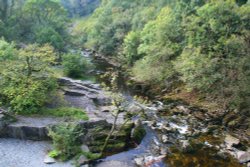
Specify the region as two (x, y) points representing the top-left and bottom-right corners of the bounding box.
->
(0, 43), (57, 114)
(62, 53), (88, 78)
(48, 123), (83, 161)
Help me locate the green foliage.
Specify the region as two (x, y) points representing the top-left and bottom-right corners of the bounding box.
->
(82, 0), (250, 109)
(0, 41), (57, 113)
(0, 39), (16, 61)
(48, 123), (82, 161)
(122, 31), (141, 66)
(81, 151), (100, 160)
(0, 0), (69, 51)
(48, 150), (60, 158)
(132, 6), (183, 83)
(2, 79), (56, 114)
(41, 107), (89, 120)
(175, 1), (250, 108)
(35, 27), (64, 50)
(81, 0), (170, 55)
(62, 53), (88, 78)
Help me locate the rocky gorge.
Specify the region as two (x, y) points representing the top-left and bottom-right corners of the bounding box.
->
(0, 50), (249, 167)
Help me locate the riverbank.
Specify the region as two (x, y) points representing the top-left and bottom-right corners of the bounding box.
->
(92, 52), (250, 167)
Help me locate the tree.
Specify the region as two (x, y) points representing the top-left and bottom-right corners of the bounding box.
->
(6, 0), (69, 51)
(35, 27), (64, 50)
(175, 1), (250, 109)
(132, 6), (183, 83)
(62, 53), (88, 78)
(122, 31), (141, 66)
(0, 41), (57, 113)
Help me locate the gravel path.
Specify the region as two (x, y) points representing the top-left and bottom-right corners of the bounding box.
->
(0, 138), (73, 167)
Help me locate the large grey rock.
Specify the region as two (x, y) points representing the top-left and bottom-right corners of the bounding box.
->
(238, 152), (250, 163)
(4, 116), (60, 140)
(127, 103), (144, 113)
(225, 135), (240, 149)
(134, 155), (166, 167)
(81, 145), (90, 152)
(134, 157), (144, 166)
(0, 112), (17, 137)
(99, 106), (116, 113)
(3, 116), (113, 142)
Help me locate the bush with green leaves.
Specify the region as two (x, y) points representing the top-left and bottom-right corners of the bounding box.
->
(0, 40), (58, 114)
(48, 123), (83, 161)
(175, 1), (250, 108)
(62, 53), (88, 78)
(0, 39), (16, 61)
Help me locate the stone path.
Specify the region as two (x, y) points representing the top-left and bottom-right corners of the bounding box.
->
(60, 77), (124, 124)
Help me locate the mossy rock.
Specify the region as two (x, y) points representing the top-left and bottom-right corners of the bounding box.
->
(0, 113), (17, 136)
(89, 142), (126, 153)
(131, 125), (146, 144)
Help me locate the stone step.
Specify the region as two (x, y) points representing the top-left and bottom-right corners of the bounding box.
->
(0, 116), (112, 141)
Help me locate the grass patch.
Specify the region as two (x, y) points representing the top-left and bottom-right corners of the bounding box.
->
(41, 107), (89, 120)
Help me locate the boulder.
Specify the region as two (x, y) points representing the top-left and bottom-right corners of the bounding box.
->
(131, 124), (146, 144)
(0, 112), (17, 137)
(92, 96), (112, 106)
(44, 155), (56, 164)
(160, 147), (168, 155)
(78, 155), (89, 165)
(81, 145), (90, 152)
(225, 135), (240, 149)
(135, 155), (166, 167)
(176, 105), (190, 114)
(238, 152), (250, 163)
(134, 157), (144, 166)
(162, 135), (168, 143)
(127, 104), (144, 113)
(100, 106), (116, 113)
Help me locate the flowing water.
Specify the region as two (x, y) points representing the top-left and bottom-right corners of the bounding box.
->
(85, 51), (244, 167)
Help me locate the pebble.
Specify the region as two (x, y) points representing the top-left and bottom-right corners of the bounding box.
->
(162, 135), (168, 143)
